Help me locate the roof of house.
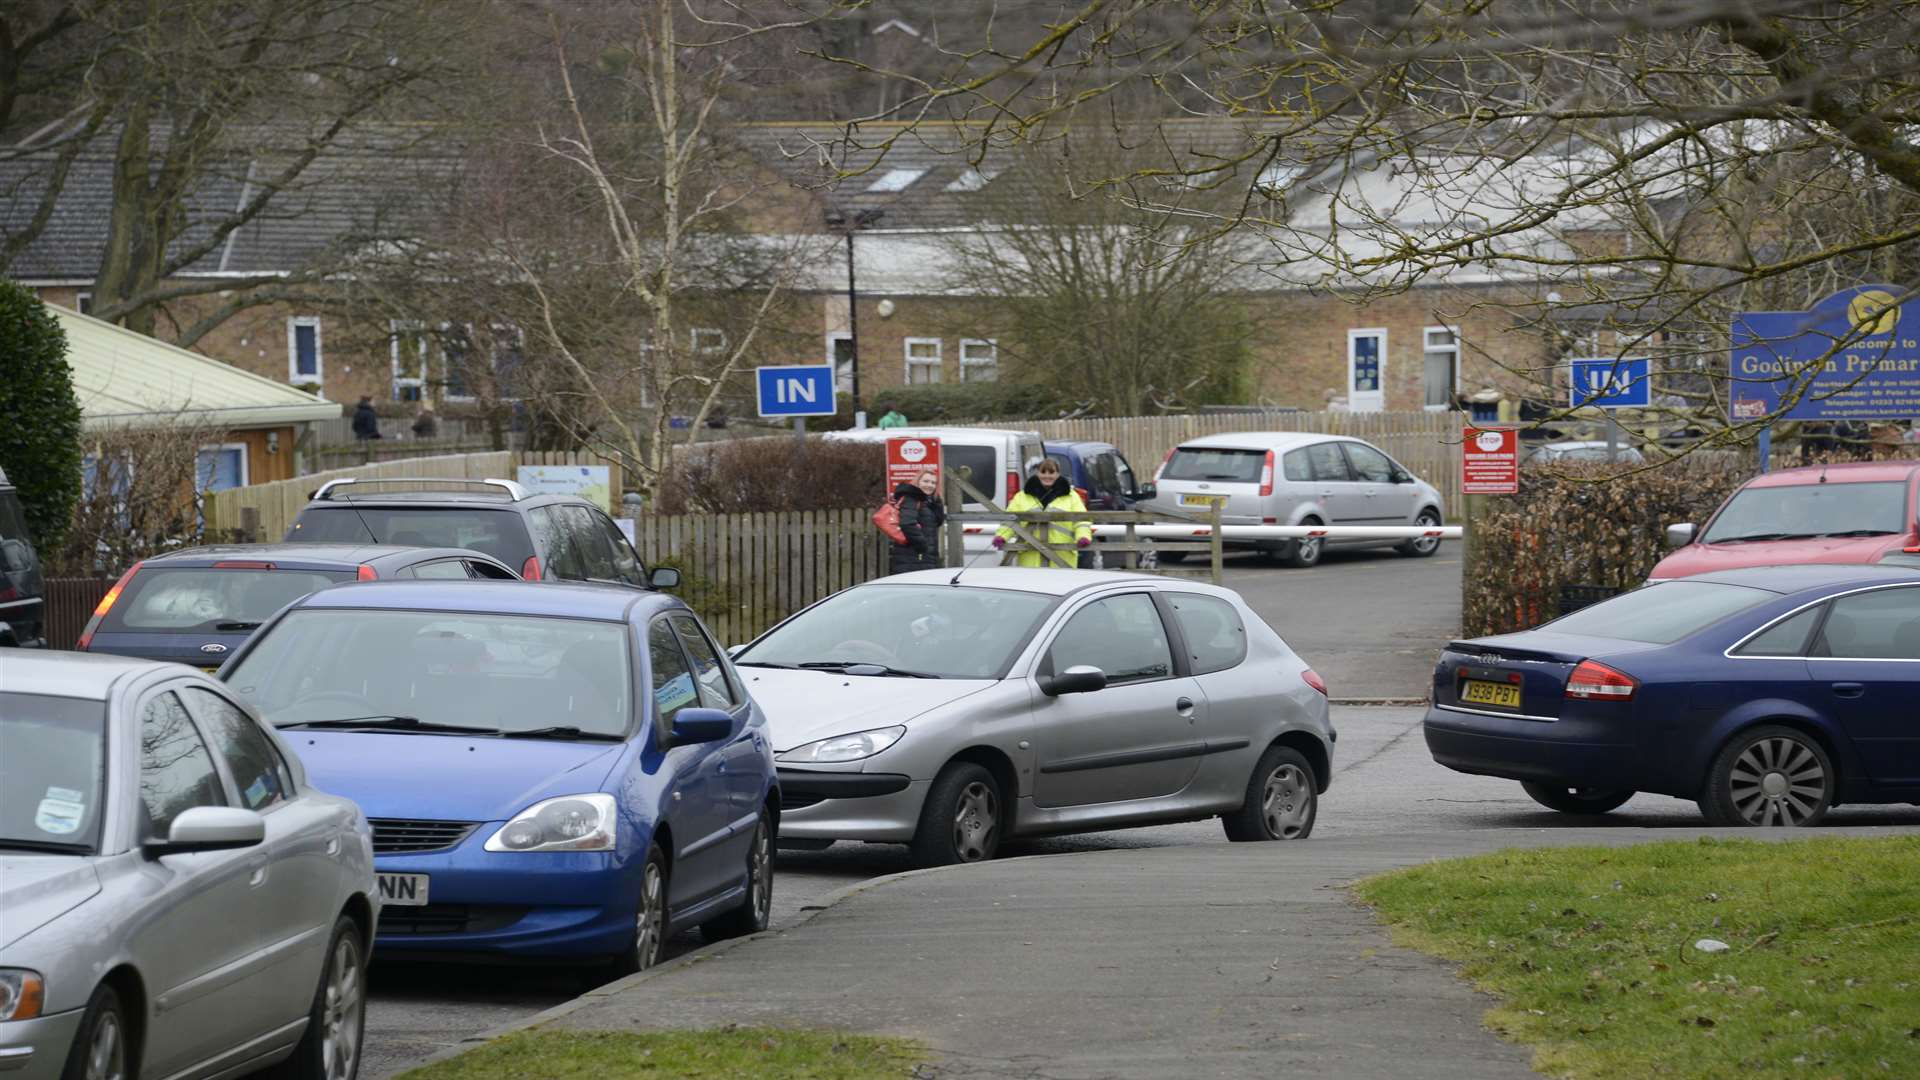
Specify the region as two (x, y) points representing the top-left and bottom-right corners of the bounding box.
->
(54, 305), (342, 431)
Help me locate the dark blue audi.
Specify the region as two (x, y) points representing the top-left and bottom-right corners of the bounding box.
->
(218, 580), (777, 972)
(1424, 565), (1920, 826)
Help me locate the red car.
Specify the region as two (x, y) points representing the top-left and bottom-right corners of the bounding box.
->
(1651, 461), (1920, 580)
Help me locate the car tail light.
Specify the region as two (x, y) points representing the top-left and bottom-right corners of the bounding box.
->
(1259, 449), (1275, 497)
(1006, 471), (1019, 503)
(1565, 659), (1637, 701)
(1155, 446), (1176, 482)
(77, 562), (142, 651)
(1302, 668), (1328, 696)
(357, 564), (378, 581)
(212, 560), (274, 569)
(521, 556), (542, 581)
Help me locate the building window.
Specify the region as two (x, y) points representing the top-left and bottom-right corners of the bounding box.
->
(1422, 326), (1460, 411)
(691, 327), (726, 354)
(390, 320), (429, 402)
(1347, 328), (1385, 412)
(959, 338), (998, 382)
(905, 337), (943, 385)
(194, 443), (250, 493)
(287, 317), (323, 387)
(75, 291), (94, 316)
(828, 331), (855, 393)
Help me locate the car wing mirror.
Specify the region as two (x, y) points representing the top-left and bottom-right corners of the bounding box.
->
(667, 707), (734, 747)
(1038, 664), (1108, 697)
(146, 806), (266, 857)
(1664, 523), (1697, 548)
(1134, 483), (1157, 501)
(649, 567), (681, 589)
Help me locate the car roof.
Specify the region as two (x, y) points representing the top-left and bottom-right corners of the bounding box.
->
(1678, 563), (1920, 594)
(300, 491), (558, 506)
(144, 544), (496, 567)
(290, 579), (669, 620)
(826, 426), (1042, 443)
(1043, 440), (1119, 455)
(876, 566), (1241, 598)
(1, 651), (180, 700)
(1741, 461), (1920, 488)
(1174, 431), (1356, 452)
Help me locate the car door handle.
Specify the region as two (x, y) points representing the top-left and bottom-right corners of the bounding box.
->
(1832, 682), (1866, 698)
(1174, 697), (1195, 715)
(248, 866), (269, 888)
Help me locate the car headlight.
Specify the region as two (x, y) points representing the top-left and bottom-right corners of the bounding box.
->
(0, 969), (44, 1022)
(484, 793), (617, 853)
(777, 725), (906, 764)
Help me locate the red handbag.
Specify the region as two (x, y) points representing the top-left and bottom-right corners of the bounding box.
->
(872, 497), (907, 544)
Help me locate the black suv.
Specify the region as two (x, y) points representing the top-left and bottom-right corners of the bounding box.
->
(0, 466), (45, 647)
(285, 477), (673, 589)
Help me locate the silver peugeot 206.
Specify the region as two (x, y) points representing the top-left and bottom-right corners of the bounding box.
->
(731, 568), (1334, 867)
(0, 652), (377, 1080)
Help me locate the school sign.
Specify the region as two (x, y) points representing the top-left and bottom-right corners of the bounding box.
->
(1731, 285), (1920, 421)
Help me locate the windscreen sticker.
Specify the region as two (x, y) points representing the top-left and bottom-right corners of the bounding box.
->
(245, 776), (271, 808)
(36, 797), (85, 835)
(46, 786), (84, 803)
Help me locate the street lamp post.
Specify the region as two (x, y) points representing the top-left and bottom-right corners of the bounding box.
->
(826, 207), (883, 422)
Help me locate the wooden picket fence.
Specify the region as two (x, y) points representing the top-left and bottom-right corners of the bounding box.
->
(42, 577), (115, 649)
(202, 451), (626, 542)
(635, 508), (888, 645)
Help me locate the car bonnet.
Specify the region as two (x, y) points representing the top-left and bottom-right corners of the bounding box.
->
(0, 855), (102, 949)
(285, 731), (626, 821)
(736, 667), (999, 753)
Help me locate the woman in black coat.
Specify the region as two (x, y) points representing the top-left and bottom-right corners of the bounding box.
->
(890, 469), (947, 574)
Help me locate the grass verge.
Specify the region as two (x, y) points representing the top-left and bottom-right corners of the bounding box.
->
(1355, 836), (1920, 1080)
(396, 1027), (925, 1080)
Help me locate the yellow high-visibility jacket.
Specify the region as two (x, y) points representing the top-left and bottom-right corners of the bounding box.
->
(996, 479), (1091, 567)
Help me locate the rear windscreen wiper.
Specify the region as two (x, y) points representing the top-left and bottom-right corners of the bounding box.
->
(215, 621), (263, 631)
(507, 725), (624, 741)
(279, 715), (504, 735)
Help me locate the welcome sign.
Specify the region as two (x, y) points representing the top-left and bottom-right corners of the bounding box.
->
(1730, 285), (1920, 421)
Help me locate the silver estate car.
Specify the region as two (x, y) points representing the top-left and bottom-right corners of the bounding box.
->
(1150, 432), (1446, 567)
(731, 569), (1334, 867)
(0, 653), (376, 1080)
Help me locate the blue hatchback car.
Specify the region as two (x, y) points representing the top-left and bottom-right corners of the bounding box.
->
(1424, 565), (1920, 826)
(218, 580), (778, 972)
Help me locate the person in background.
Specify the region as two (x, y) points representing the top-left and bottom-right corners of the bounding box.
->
(890, 469), (946, 574)
(411, 404), (438, 439)
(351, 396), (382, 440)
(993, 459), (1090, 567)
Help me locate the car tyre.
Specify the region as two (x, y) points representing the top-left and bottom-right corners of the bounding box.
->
(702, 809), (773, 941)
(1698, 725), (1835, 827)
(1520, 782), (1634, 815)
(1280, 522), (1324, 569)
(261, 914), (365, 1080)
(1222, 745), (1318, 841)
(910, 762), (1002, 868)
(1396, 508), (1444, 557)
(60, 983), (129, 1080)
(609, 844), (669, 977)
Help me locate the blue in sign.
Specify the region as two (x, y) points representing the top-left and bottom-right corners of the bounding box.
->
(1730, 285), (1920, 422)
(755, 364), (838, 418)
(1569, 357), (1651, 409)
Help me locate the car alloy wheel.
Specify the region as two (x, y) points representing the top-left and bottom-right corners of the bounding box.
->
(1282, 523), (1324, 568)
(83, 999), (126, 1080)
(1260, 763), (1314, 838)
(702, 811), (773, 941)
(1224, 745), (1318, 841)
(1700, 725), (1834, 827)
(953, 780), (999, 862)
(320, 931), (364, 1080)
(634, 856), (666, 967)
(1400, 509), (1443, 557)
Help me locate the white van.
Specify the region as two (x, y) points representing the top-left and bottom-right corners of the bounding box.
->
(827, 425), (1047, 554)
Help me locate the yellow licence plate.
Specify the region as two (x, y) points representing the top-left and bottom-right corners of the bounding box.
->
(1181, 494), (1227, 508)
(1460, 680), (1521, 708)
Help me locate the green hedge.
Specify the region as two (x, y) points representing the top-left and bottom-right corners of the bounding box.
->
(864, 382), (1088, 424)
(0, 283), (82, 550)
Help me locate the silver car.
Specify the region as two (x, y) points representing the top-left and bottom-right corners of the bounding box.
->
(0, 653), (376, 1080)
(1151, 432), (1446, 567)
(731, 569), (1333, 867)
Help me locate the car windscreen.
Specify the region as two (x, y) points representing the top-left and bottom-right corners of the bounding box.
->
(289, 506), (537, 566)
(102, 567), (354, 633)
(1162, 447), (1265, 483)
(0, 694), (106, 853)
(226, 608), (632, 737)
(943, 445), (998, 506)
(737, 584), (1055, 679)
(1701, 481), (1909, 543)
(1541, 581), (1775, 644)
